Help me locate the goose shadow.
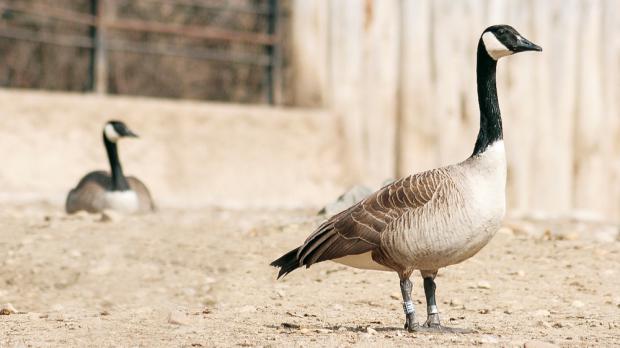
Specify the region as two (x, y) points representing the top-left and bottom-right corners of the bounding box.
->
(270, 323), (476, 335)
(326, 325), (476, 334)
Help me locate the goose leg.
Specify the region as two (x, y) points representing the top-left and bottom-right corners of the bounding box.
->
(420, 272), (472, 333)
(399, 277), (418, 332)
(422, 275), (441, 327)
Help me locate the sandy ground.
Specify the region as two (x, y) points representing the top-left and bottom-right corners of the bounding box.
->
(1, 203), (619, 347)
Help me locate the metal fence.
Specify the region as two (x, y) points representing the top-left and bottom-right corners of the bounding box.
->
(0, 0), (282, 104)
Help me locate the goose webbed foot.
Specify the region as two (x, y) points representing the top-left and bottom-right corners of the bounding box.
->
(423, 313), (441, 328)
(420, 313), (457, 332)
(404, 312), (418, 332)
(418, 311), (459, 332)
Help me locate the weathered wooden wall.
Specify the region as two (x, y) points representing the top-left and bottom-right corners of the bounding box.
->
(291, 0), (620, 219)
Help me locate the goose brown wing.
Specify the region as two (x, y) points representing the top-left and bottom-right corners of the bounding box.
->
(65, 171), (110, 214)
(297, 170), (447, 267)
(127, 176), (156, 212)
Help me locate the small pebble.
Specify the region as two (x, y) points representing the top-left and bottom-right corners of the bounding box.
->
(572, 300), (585, 308)
(557, 232), (579, 241)
(168, 310), (189, 325)
(0, 303), (18, 315)
(286, 311), (303, 318)
(477, 281), (491, 289)
(331, 304), (344, 311)
(537, 320), (552, 328)
(366, 327), (377, 335)
(450, 298), (463, 307)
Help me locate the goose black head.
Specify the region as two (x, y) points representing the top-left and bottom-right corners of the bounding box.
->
(104, 120), (138, 142)
(481, 25), (542, 60)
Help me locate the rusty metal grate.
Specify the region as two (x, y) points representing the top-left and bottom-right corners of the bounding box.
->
(0, 0), (282, 104)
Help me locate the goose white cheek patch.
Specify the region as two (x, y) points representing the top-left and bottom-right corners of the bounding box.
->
(104, 124), (120, 142)
(482, 32), (513, 60)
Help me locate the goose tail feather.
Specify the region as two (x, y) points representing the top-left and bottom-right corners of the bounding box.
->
(270, 248), (301, 279)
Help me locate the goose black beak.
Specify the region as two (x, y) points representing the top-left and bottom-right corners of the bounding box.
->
(124, 129), (139, 138)
(514, 37), (542, 52)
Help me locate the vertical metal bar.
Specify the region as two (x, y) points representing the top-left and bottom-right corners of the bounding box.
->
(87, 0), (97, 91)
(93, 0), (108, 94)
(265, 0), (281, 105)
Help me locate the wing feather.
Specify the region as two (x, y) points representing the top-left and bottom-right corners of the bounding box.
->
(65, 171), (110, 214)
(293, 169), (449, 269)
(127, 176), (156, 212)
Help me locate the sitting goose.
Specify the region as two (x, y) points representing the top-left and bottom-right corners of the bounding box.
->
(271, 25), (541, 332)
(65, 120), (155, 214)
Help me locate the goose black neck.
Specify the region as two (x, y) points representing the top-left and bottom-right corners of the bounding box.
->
(472, 40), (503, 157)
(103, 133), (130, 191)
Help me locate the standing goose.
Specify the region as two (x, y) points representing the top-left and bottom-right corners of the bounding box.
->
(271, 25), (541, 332)
(65, 120), (155, 214)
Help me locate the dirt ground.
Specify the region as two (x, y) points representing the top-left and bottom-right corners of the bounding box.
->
(1, 203), (618, 347)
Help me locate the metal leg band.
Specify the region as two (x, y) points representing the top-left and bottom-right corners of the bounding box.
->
(427, 304), (438, 315)
(403, 300), (415, 315)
